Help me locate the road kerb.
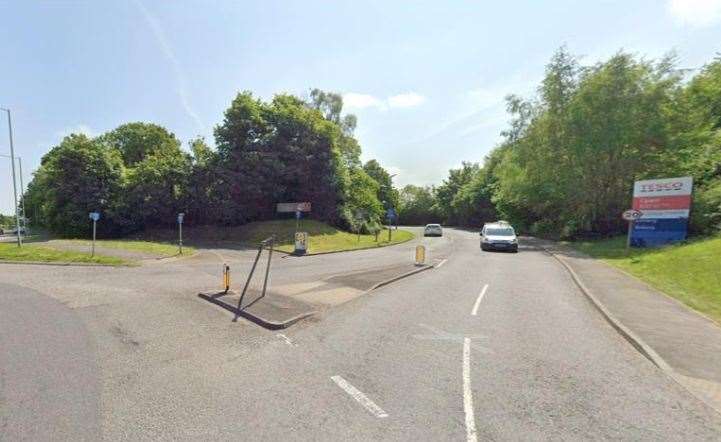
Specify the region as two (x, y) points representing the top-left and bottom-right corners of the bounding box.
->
(542, 245), (721, 416)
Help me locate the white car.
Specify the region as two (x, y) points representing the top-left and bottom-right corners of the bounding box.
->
(480, 222), (518, 252)
(423, 223), (443, 237)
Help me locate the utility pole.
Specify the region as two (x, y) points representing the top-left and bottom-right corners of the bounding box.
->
(1, 108), (21, 246)
(18, 157), (25, 233)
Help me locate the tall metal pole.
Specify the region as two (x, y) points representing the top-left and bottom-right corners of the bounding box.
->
(1, 108), (21, 247)
(18, 157), (25, 233)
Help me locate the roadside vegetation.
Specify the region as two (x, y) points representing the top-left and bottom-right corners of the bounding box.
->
(23, 90), (398, 240)
(56, 239), (193, 257)
(399, 48), (721, 239)
(570, 236), (721, 324)
(236, 219), (413, 253)
(0, 242), (127, 265)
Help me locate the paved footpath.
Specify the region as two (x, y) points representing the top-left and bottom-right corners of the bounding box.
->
(541, 239), (721, 414)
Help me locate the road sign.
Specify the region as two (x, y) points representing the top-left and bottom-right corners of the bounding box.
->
(177, 213), (185, 224)
(277, 202), (311, 213)
(622, 209), (643, 221)
(89, 212), (100, 221)
(386, 208), (397, 220)
(295, 210), (302, 220)
(630, 176), (693, 247)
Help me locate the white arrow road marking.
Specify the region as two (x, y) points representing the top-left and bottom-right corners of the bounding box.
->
(331, 375), (388, 418)
(471, 284), (488, 316)
(463, 338), (478, 442)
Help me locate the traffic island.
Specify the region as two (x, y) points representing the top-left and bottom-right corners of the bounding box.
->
(198, 289), (317, 330)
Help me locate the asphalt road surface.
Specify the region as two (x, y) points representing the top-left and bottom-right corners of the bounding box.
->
(1, 228), (721, 440)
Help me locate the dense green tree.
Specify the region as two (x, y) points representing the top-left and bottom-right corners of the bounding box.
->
(363, 159), (399, 211)
(398, 185), (439, 225)
(25, 134), (125, 236)
(433, 162), (480, 225)
(99, 122), (181, 167)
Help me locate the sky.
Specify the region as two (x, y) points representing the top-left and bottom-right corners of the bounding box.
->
(1, 0), (721, 214)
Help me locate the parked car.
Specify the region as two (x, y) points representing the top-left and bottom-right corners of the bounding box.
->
(423, 223), (443, 237)
(480, 222), (518, 252)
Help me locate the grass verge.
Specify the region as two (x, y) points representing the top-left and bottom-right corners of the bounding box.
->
(237, 219), (414, 253)
(569, 235), (721, 324)
(60, 239), (194, 257)
(0, 242), (128, 265)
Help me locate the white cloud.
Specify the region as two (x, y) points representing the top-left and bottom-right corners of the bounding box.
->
(134, 0), (205, 133)
(667, 0), (721, 27)
(56, 124), (95, 140)
(343, 93), (384, 109)
(387, 92), (426, 108)
(343, 91), (427, 111)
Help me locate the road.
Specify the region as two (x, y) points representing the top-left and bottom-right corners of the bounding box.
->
(1, 228), (721, 440)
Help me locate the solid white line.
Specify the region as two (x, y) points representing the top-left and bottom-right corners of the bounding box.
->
(436, 258), (448, 268)
(331, 375), (389, 418)
(463, 338), (478, 442)
(471, 284), (488, 316)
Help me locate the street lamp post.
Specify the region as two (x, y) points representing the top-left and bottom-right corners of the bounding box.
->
(0, 107), (21, 246)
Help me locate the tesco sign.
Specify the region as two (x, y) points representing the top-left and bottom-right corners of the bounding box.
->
(630, 176), (693, 247)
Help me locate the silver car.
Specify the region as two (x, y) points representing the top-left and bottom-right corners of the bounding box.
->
(423, 223), (443, 237)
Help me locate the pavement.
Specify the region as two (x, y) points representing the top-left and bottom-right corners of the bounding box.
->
(1, 228), (721, 440)
(539, 238), (721, 414)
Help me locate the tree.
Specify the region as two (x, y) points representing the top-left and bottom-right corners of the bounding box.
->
(25, 134), (124, 236)
(433, 162), (480, 225)
(214, 91), (348, 224)
(99, 122), (181, 167)
(363, 159), (399, 210)
(398, 185), (439, 225)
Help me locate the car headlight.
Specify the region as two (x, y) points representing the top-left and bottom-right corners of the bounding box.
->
(511, 238), (518, 243)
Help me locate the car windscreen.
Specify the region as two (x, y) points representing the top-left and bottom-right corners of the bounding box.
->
(485, 228), (514, 236)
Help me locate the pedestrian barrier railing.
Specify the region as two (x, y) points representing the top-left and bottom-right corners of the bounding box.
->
(235, 236), (274, 316)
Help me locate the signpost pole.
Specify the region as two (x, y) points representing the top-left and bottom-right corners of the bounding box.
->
(91, 219), (97, 257)
(179, 221), (183, 255)
(626, 219), (634, 250)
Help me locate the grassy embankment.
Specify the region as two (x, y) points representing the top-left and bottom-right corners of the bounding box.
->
(60, 239), (194, 257)
(0, 242), (127, 265)
(570, 235), (721, 324)
(236, 219), (414, 253)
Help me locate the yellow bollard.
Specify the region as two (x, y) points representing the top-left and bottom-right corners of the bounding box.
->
(223, 264), (230, 293)
(415, 245), (426, 266)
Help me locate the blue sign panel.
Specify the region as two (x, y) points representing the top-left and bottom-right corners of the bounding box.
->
(386, 208), (397, 221)
(89, 212), (100, 222)
(630, 218), (689, 247)
(295, 210), (302, 220)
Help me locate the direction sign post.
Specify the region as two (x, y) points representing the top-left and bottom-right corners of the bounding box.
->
(177, 213), (185, 255)
(88, 212), (100, 257)
(622, 209), (643, 250)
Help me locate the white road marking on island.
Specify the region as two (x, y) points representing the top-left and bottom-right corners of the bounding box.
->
(436, 258), (448, 268)
(331, 375), (388, 418)
(471, 284), (488, 316)
(277, 333), (296, 347)
(463, 338), (478, 442)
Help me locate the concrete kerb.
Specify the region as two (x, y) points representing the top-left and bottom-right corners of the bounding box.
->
(542, 248), (672, 372)
(197, 290), (317, 330)
(541, 244), (721, 416)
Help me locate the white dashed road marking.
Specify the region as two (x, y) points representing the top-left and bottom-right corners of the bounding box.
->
(436, 258), (448, 268)
(331, 375), (389, 418)
(471, 284), (488, 316)
(463, 338), (478, 442)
